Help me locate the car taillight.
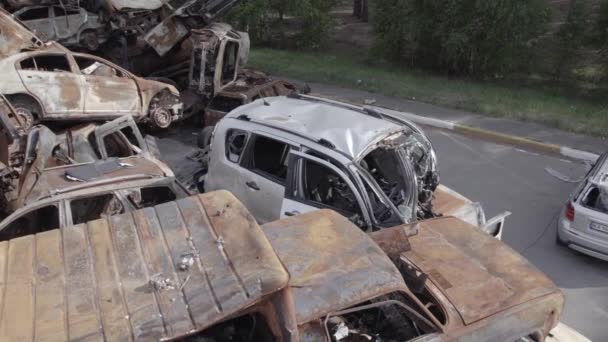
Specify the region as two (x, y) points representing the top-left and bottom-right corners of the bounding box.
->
(565, 202), (575, 222)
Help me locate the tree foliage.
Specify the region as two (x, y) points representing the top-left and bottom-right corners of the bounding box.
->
(225, 0), (337, 49)
(373, 0), (550, 77)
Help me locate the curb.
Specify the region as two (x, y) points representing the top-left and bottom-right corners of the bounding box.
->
(311, 93), (599, 163)
(391, 108), (600, 163)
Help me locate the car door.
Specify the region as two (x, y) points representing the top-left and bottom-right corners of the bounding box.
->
(52, 6), (84, 40)
(14, 7), (54, 41)
(17, 53), (85, 115)
(94, 116), (148, 158)
(72, 54), (141, 116)
(280, 151), (371, 230)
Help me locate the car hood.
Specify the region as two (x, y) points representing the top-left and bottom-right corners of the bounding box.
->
(0, 8), (43, 58)
(403, 217), (560, 325)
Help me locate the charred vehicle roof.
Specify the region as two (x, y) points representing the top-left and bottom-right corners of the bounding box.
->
(0, 190), (290, 341)
(266, 211), (564, 341)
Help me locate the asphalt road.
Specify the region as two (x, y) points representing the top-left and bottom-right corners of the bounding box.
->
(158, 123), (607, 341)
(426, 127), (608, 341)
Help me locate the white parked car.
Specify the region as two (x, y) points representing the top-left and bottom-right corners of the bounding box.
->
(557, 152), (608, 260)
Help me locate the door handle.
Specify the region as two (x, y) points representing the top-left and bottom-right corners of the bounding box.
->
(245, 181), (260, 191)
(284, 210), (300, 217)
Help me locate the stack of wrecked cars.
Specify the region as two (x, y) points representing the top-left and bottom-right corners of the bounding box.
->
(0, 95), (191, 236)
(0, 190), (565, 341)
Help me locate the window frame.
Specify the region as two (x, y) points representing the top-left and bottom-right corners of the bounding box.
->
(72, 53), (133, 79)
(224, 129), (250, 164)
(240, 133), (293, 186)
(0, 200), (65, 240)
(284, 150), (371, 227)
(66, 192), (125, 226)
(17, 52), (75, 74)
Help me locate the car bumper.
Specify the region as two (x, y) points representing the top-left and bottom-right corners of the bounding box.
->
(558, 218), (608, 261)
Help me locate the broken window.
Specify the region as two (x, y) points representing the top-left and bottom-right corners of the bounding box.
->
(362, 147), (411, 216)
(20, 55), (71, 72)
(180, 313), (275, 341)
(302, 159), (361, 216)
(362, 177), (401, 227)
(221, 41), (239, 85)
(75, 56), (125, 78)
(0, 205), (59, 241)
(70, 194), (124, 225)
(126, 186), (177, 209)
(102, 133), (133, 158)
(246, 135), (290, 183)
(53, 6), (79, 16)
(581, 186), (608, 214)
(225, 129), (248, 163)
(325, 292), (436, 342)
(18, 7), (49, 21)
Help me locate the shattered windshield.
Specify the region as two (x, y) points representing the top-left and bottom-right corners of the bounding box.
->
(359, 131), (438, 223)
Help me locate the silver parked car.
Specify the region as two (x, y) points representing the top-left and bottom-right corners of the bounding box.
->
(557, 152), (608, 261)
(13, 5), (106, 50)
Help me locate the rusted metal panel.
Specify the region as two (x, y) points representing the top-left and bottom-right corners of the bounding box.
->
(0, 235), (35, 341)
(0, 8), (43, 59)
(144, 17), (189, 57)
(34, 229), (68, 342)
(63, 223), (104, 341)
(262, 209), (407, 325)
(132, 207), (194, 336)
(86, 219), (133, 341)
(405, 217), (560, 325)
(0, 191), (289, 341)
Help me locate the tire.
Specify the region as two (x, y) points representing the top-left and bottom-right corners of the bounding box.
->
(80, 30), (100, 51)
(8, 96), (40, 131)
(150, 107), (172, 129)
(197, 126), (214, 149)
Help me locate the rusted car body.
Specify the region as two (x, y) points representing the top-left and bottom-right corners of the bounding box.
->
(0, 42), (183, 129)
(0, 7), (44, 59)
(0, 155), (189, 241)
(12, 5), (107, 50)
(0, 191), (563, 341)
(0, 99), (169, 214)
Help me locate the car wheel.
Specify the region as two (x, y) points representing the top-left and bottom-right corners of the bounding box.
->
(81, 30), (100, 51)
(150, 107), (172, 129)
(197, 126), (214, 148)
(9, 97), (39, 131)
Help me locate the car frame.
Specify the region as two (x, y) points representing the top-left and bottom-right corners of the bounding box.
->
(557, 152), (608, 261)
(12, 5), (106, 50)
(0, 43), (183, 129)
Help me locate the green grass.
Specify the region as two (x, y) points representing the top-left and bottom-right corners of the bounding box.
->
(249, 48), (608, 137)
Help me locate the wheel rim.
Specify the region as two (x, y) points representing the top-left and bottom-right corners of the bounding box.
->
(152, 108), (171, 129)
(14, 107), (34, 130)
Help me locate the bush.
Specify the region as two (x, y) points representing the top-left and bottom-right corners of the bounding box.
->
(372, 0), (550, 77)
(225, 0), (337, 49)
(554, 0), (591, 79)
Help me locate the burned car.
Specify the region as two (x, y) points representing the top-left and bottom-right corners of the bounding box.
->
(0, 38), (183, 129)
(0, 96), (167, 213)
(0, 155), (190, 240)
(12, 5), (106, 50)
(150, 23), (305, 125)
(0, 190), (563, 341)
(202, 94), (508, 236)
